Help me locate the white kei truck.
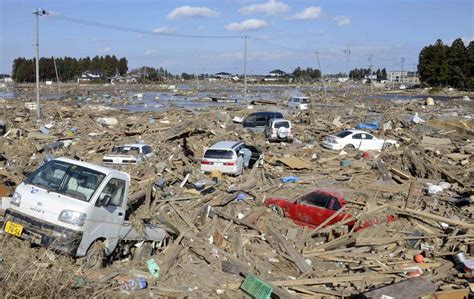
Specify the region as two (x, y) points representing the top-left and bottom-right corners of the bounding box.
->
(1, 157), (172, 268)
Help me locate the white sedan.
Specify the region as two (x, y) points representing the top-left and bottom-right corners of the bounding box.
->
(322, 130), (397, 151)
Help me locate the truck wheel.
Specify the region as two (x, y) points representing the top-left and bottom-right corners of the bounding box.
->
(133, 242), (153, 262)
(83, 240), (105, 269)
(270, 205), (285, 218)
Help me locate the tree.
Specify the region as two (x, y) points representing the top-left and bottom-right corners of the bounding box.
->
(118, 58), (128, 75)
(447, 38), (468, 88)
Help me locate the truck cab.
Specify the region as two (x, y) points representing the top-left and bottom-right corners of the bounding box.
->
(1, 157), (169, 267)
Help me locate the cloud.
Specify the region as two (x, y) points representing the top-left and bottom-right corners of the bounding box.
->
(225, 19), (268, 31)
(334, 16), (351, 26)
(152, 26), (178, 34)
(98, 47), (111, 53)
(289, 6), (322, 20)
(239, 0), (290, 16)
(144, 50), (159, 55)
(167, 6), (218, 19)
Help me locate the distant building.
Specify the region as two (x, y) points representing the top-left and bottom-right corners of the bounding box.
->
(214, 72), (232, 80)
(0, 74), (12, 83)
(388, 71), (420, 84)
(78, 71), (103, 83)
(269, 69), (287, 77)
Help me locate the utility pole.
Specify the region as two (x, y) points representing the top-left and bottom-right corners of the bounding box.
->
(243, 36), (248, 106)
(344, 44), (351, 93)
(33, 8), (48, 122)
(368, 55), (374, 94)
(344, 45), (351, 80)
(315, 51), (326, 97)
(53, 57), (61, 92)
(401, 57), (405, 84)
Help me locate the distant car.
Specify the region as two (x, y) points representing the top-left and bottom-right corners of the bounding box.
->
(201, 141), (262, 175)
(287, 96), (310, 110)
(266, 118), (293, 142)
(322, 129), (397, 151)
(265, 189), (396, 230)
(102, 143), (154, 165)
(243, 111), (284, 133)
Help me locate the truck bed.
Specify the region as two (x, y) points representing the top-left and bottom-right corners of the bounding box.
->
(119, 221), (168, 242)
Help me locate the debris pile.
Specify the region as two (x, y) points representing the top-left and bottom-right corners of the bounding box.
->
(0, 89), (473, 298)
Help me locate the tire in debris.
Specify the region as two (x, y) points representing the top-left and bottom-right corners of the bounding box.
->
(270, 205), (285, 217)
(82, 240), (105, 269)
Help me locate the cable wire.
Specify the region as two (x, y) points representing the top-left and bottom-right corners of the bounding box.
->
(48, 15), (244, 39)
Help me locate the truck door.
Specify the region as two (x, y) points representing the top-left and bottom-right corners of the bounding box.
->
(80, 177), (126, 256)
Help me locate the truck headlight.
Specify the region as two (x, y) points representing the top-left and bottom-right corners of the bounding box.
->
(11, 192), (21, 206)
(58, 210), (87, 227)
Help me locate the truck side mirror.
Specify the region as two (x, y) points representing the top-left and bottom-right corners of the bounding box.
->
(99, 195), (112, 207)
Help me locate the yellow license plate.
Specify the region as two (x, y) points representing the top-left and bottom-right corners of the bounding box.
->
(4, 221), (23, 237)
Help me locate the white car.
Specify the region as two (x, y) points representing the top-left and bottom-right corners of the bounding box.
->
(322, 130), (397, 151)
(287, 96), (310, 110)
(201, 141), (261, 176)
(266, 118), (293, 142)
(103, 143), (154, 165)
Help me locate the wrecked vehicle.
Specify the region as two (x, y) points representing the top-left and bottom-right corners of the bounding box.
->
(265, 189), (395, 230)
(243, 111), (284, 133)
(321, 129), (397, 151)
(287, 96), (310, 110)
(102, 143), (154, 165)
(265, 118), (293, 142)
(1, 157), (171, 268)
(265, 189), (350, 227)
(201, 141), (262, 175)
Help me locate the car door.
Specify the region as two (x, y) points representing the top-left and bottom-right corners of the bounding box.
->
(350, 133), (363, 149)
(360, 133), (379, 150)
(296, 192), (331, 226)
(81, 177), (126, 256)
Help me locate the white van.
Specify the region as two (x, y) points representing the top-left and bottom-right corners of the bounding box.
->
(201, 141), (261, 176)
(287, 96), (310, 110)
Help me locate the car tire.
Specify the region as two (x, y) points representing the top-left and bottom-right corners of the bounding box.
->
(82, 240), (105, 269)
(270, 205), (285, 218)
(382, 143), (393, 150)
(344, 144), (355, 150)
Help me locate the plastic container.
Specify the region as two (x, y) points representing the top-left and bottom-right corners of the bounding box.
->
(121, 277), (147, 291)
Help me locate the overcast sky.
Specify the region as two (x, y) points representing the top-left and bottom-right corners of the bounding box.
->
(1, 0), (472, 75)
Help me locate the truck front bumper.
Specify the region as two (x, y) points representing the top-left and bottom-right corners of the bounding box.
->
(1, 209), (82, 256)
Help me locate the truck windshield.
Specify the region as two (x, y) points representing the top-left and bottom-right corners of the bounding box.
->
(25, 160), (106, 202)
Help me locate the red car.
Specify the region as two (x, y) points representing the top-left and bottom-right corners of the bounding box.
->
(265, 189), (395, 230)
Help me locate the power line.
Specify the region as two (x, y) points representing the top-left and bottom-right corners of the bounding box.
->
(48, 14), (244, 39)
(250, 37), (314, 54)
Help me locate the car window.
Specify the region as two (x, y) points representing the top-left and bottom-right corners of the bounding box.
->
(98, 178), (126, 207)
(352, 134), (362, 139)
(329, 197), (342, 211)
(274, 121), (290, 129)
(142, 146), (152, 154)
(204, 149), (234, 159)
(244, 115), (256, 126)
(301, 192), (330, 208)
(335, 131), (352, 138)
(363, 134), (374, 140)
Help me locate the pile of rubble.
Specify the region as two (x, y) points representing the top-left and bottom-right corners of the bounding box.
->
(0, 91), (473, 298)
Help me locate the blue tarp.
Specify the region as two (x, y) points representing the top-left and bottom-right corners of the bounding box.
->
(281, 176), (301, 183)
(355, 122), (380, 130)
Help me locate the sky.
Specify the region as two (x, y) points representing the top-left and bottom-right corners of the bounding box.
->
(0, 0), (472, 75)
